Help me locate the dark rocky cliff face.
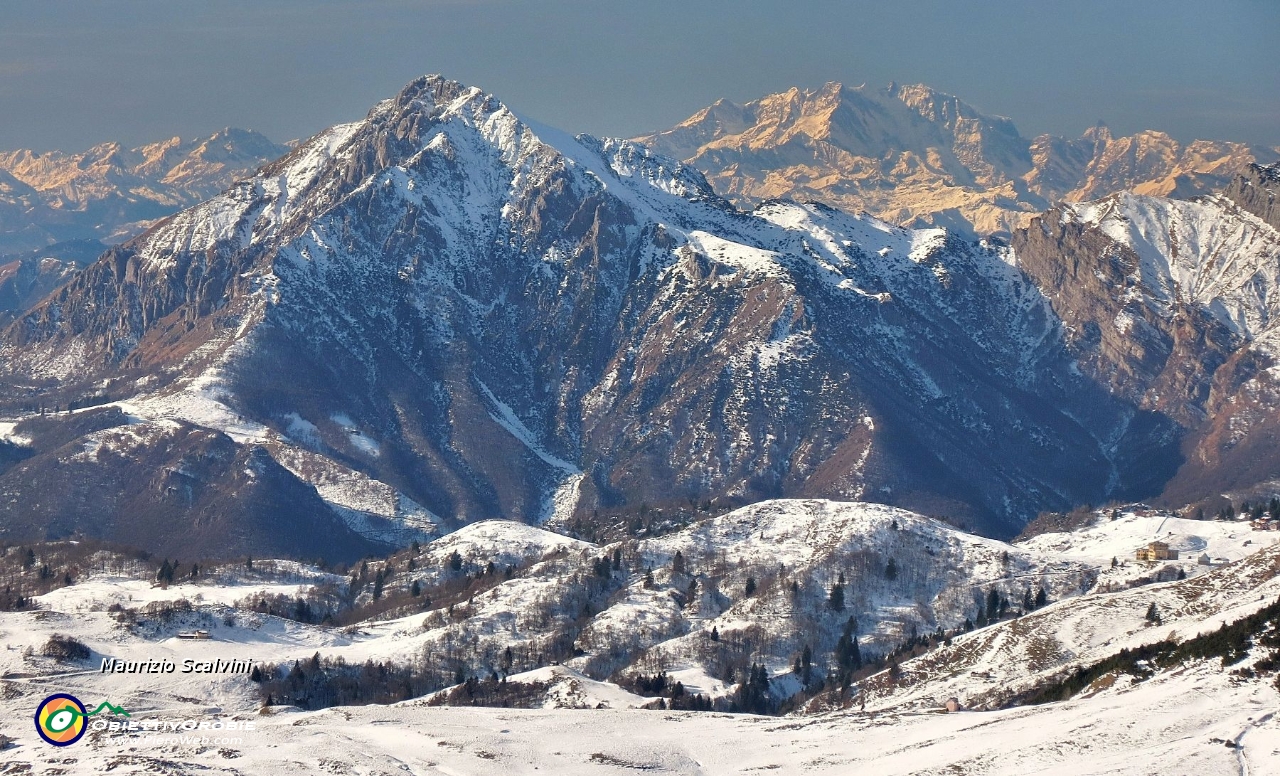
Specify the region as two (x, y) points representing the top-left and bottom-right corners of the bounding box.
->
(0, 409), (382, 562)
(1012, 208), (1241, 427)
(1221, 163), (1280, 231)
(1010, 188), (1280, 513)
(0, 77), (1275, 559)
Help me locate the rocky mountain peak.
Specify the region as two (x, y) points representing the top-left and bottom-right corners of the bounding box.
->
(639, 84), (1279, 238)
(1081, 121), (1113, 145)
(0, 74), (1275, 561)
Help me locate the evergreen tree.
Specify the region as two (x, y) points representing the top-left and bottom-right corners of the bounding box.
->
(986, 588), (1000, 622)
(246, 556), (254, 571)
(1270, 498), (1280, 521)
(612, 548), (622, 570)
(410, 580), (421, 597)
(1034, 587), (1048, 608)
(734, 663), (771, 714)
(448, 551), (462, 572)
(1145, 602), (1160, 624)
(594, 556), (612, 578)
(372, 570), (384, 601)
(1111, 557), (1119, 569)
(887, 656), (902, 682)
(834, 617), (861, 687)
(828, 576), (846, 612)
(709, 626), (719, 642)
(1022, 588), (1034, 611)
(885, 558), (898, 581)
(801, 644), (813, 685)
(672, 551), (685, 575)
(744, 576), (757, 596)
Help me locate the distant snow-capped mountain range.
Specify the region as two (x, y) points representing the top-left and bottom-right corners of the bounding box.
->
(0, 128), (288, 254)
(635, 81), (1279, 237)
(0, 76), (1276, 561)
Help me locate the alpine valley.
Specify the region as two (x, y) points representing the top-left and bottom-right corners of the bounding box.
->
(0, 76), (1279, 774)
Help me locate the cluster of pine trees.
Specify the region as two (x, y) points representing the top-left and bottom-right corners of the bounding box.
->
(426, 675), (550, 708)
(616, 671), (714, 711)
(1017, 596), (1280, 705)
(731, 664), (773, 714)
(255, 653), (446, 710)
(1205, 497), (1280, 522)
(154, 559), (199, 586)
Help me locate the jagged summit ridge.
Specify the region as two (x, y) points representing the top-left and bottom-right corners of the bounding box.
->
(0, 75), (1273, 558)
(638, 82), (1280, 237)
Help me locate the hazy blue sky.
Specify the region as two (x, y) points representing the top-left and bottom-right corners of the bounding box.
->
(1, 0), (1276, 151)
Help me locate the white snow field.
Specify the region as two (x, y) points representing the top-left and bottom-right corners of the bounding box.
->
(0, 502), (1277, 773)
(0, 656), (1274, 774)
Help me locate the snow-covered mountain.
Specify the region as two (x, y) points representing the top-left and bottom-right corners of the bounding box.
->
(5, 76), (1254, 557)
(0, 129), (288, 255)
(1008, 167), (1280, 508)
(636, 82), (1279, 237)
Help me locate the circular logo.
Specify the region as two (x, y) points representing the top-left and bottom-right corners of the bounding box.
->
(34, 693), (87, 746)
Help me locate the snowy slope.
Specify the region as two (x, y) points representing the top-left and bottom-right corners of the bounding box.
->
(1019, 509), (1279, 587)
(2, 499), (1279, 772)
(0, 674), (1271, 775)
(1063, 192), (1280, 338)
(860, 533), (1280, 714)
(0, 501), (1147, 708)
(1, 603), (1276, 774)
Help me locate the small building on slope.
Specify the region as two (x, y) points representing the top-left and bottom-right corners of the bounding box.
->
(1136, 541), (1178, 562)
